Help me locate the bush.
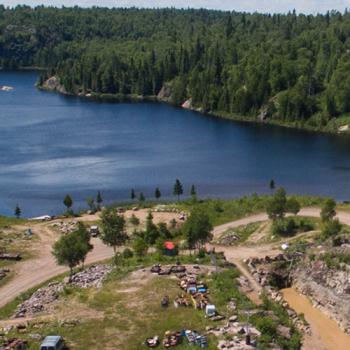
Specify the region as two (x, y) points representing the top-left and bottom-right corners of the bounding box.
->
(322, 219), (342, 239)
(272, 218), (296, 236)
(272, 217), (314, 237)
(122, 248), (134, 259)
(129, 214), (140, 226)
(197, 248), (206, 258)
(132, 236), (148, 257)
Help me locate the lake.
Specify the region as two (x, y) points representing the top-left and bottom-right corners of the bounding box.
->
(1, 70), (350, 217)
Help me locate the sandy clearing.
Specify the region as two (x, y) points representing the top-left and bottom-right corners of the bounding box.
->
(80, 208), (181, 225)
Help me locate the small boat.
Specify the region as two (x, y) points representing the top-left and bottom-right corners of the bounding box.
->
(0, 85), (14, 91)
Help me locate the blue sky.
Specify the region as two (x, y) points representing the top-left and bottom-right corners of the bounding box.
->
(2, 0), (350, 14)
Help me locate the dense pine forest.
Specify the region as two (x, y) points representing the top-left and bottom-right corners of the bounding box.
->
(2, 6), (350, 129)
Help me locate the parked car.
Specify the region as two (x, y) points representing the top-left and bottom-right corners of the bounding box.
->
(89, 225), (100, 237)
(39, 336), (65, 350)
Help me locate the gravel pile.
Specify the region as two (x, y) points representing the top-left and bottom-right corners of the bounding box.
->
(50, 221), (78, 234)
(15, 282), (64, 318)
(69, 265), (112, 288)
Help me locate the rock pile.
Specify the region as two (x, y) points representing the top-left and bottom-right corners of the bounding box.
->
(0, 338), (28, 350)
(236, 276), (253, 294)
(69, 265), (112, 288)
(50, 221), (78, 234)
(217, 234), (240, 246)
(15, 282), (64, 318)
(207, 321), (261, 338)
(217, 337), (255, 350)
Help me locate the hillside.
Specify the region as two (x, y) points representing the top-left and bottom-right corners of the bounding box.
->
(2, 6), (350, 130)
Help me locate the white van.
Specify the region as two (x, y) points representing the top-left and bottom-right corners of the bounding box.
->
(39, 336), (64, 350)
(90, 225), (100, 237)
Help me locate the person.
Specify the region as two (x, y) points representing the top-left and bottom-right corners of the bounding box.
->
(161, 295), (169, 307)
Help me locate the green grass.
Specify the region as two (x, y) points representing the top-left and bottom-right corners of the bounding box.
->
(0, 216), (28, 228)
(177, 195), (325, 227)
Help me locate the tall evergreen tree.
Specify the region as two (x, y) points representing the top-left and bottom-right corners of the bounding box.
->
(63, 194), (73, 213)
(155, 187), (161, 200)
(173, 179), (184, 201)
(96, 191), (103, 210)
(14, 204), (21, 219)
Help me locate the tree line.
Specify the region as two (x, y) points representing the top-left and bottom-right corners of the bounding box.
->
(2, 7), (350, 127)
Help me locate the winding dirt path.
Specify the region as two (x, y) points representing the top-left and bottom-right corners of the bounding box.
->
(213, 207), (350, 237)
(0, 209), (179, 309)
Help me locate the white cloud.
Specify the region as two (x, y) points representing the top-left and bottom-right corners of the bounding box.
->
(2, 0), (350, 14)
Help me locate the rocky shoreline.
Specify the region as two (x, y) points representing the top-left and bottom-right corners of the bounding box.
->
(38, 75), (350, 136)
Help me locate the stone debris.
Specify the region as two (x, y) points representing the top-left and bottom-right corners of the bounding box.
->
(0, 254), (21, 261)
(277, 325), (291, 339)
(236, 276), (253, 294)
(0, 268), (10, 280)
(50, 221), (78, 234)
(0, 338), (27, 350)
(58, 319), (80, 327)
(12, 265), (111, 319)
(69, 265), (113, 288)
(217, 337), (255, 349)
(208, 322), (261, 338)
(217, 234), (240, 246)
(14, 282), (64, 318)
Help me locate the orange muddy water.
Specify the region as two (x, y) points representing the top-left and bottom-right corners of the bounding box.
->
(282, 288), (350, 350)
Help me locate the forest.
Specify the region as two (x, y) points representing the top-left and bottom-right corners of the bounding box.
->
(1, 5), (350, 128)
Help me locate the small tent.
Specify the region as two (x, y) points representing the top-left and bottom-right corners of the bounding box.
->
(164, 241), (177, 256)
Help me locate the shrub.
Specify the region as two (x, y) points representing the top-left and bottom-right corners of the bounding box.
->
(272, 218), (296, 236)
(122, 248), (134, 259)
(322, 218), (342, 239)
(129, 214), (140, 226)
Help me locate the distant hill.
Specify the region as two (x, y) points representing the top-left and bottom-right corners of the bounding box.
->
(1, 6), (350, 130)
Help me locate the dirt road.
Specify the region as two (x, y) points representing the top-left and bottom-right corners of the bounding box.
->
(1, 207), (350, 349)
(0, 209), (180, 309)
(213, 207), (350, 237)
(2, 207), (350, 309)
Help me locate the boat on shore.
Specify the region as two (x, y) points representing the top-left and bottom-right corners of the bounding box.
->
(0, 85), (14, 91)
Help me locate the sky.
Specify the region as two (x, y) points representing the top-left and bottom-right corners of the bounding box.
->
(2, 0), (350, 14)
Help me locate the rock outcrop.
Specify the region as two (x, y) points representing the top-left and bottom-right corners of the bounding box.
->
(292, 259), (350, 333)
(157, 83), (173, 103)
(41, 76), (68, 95)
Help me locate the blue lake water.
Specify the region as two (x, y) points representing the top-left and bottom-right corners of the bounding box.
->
(1, 70), (350, 217)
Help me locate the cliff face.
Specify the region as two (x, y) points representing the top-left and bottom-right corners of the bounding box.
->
(156, 83), (173, 103)
(41, 76), (68, 95)
(292, 259), (350, 333)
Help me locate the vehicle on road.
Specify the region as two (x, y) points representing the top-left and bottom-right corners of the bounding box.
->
(39, 336), (65, 350)
(90, 225), (100, 237)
